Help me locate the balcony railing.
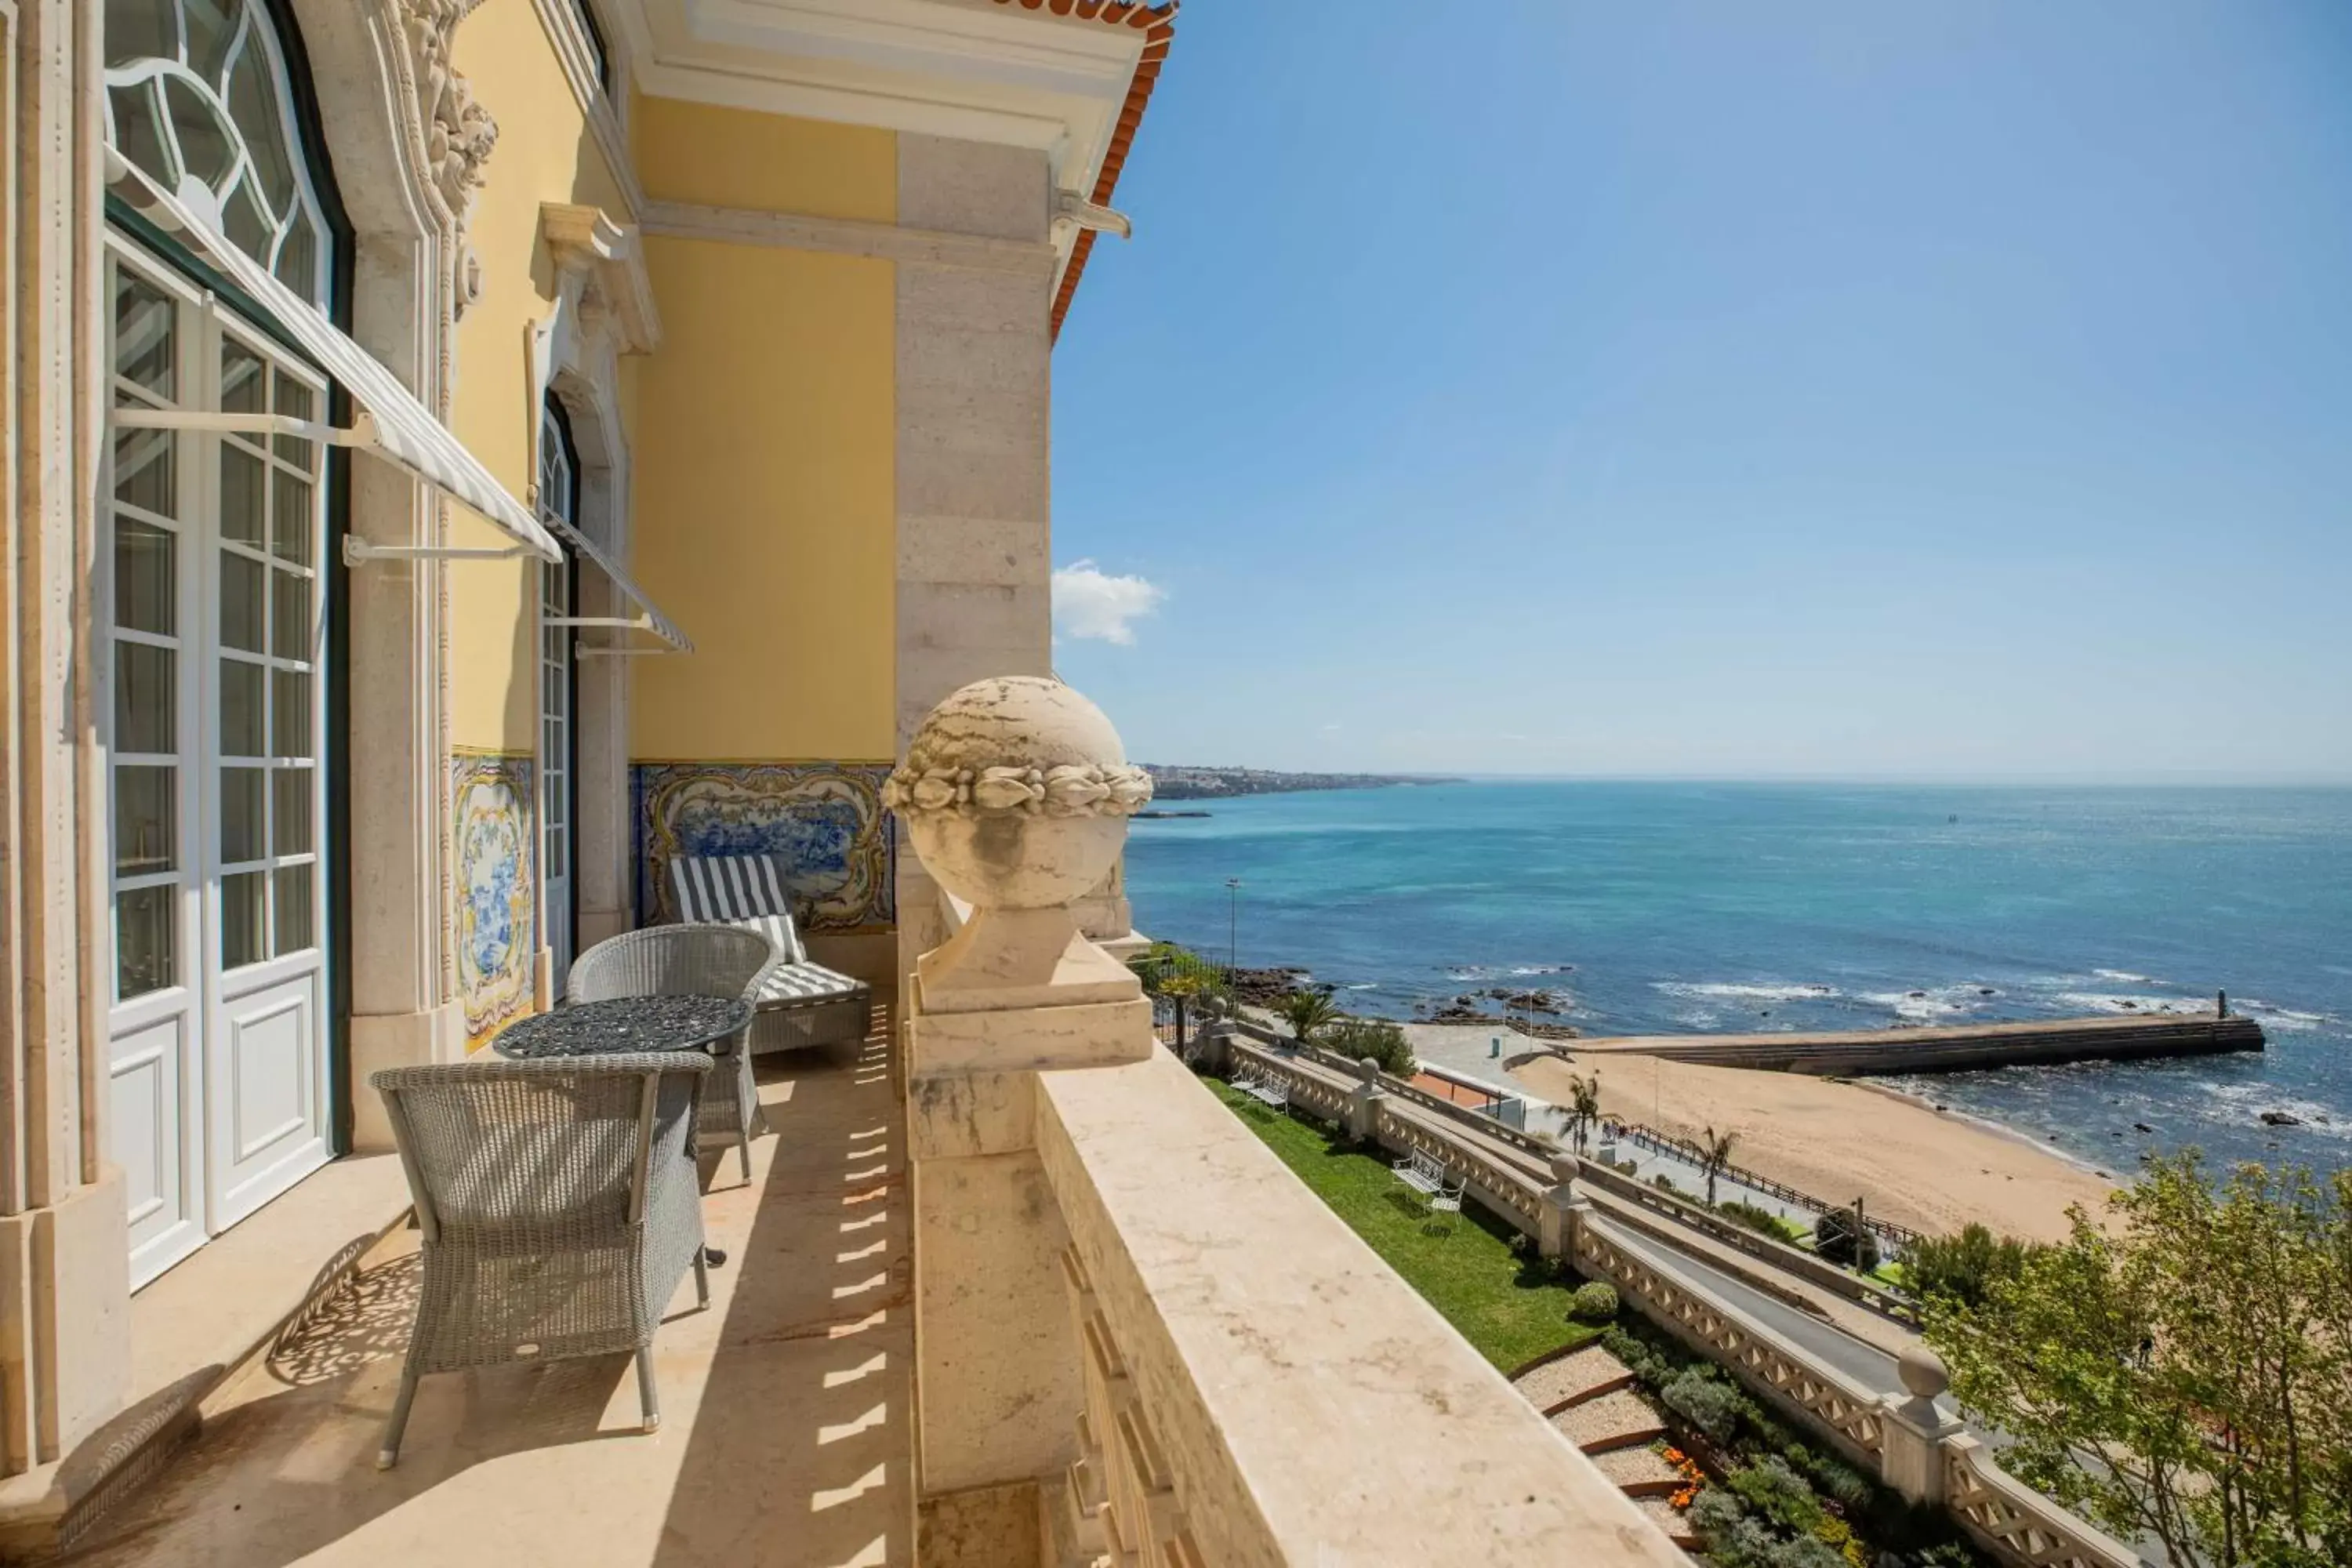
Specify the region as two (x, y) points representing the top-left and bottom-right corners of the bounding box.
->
(890, 676), (1693, 1566)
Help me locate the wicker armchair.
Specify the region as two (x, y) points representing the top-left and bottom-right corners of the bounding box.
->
(369, 1052), (712, 1469)
(567, 925), (775, 1181)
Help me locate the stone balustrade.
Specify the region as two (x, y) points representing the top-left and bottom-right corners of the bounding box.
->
(1212, 1025), (2144, 1568)
(1940, 1436), (2141, 1568)
(891, 677), (1691, 1566)
(1570, 1221), (1889, 1465)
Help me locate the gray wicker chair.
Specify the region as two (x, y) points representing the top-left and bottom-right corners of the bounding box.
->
(566, 925), (774, 1181)
(370, 1052), (712, 1469)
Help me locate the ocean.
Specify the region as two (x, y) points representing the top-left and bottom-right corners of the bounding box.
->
(1122, 782), (2352, 1178)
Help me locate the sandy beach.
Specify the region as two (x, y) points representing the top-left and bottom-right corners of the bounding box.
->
(1470, 1036), (2117, 1243)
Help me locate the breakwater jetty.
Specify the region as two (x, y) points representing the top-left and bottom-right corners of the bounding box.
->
(1552, 1011), (2264, 1076)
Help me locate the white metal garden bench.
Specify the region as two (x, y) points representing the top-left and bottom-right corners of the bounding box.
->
(1235, 1067), (1290, 1112)
(1393, 1149), (1466, 1217)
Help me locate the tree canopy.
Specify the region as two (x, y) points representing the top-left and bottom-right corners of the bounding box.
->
(1924, 1153), (2352, 1568)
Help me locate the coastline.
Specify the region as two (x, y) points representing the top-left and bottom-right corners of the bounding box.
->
(1842, 1074), (2125, 1190)
(1417, 1025), (2119, 1243)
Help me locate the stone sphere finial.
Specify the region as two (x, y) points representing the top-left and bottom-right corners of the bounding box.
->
(885, 677), (1152, 913)
(1898, 1344), (1950, 1401)
(1550, 1152), (1578, 1185)
(1356, 1057), (1381, 1085)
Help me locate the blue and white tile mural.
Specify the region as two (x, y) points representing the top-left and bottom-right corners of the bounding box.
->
(634, 762), (895, 930)
(451, 752), (536, 1047)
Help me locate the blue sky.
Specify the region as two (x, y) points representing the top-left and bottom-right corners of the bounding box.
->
(1044, 2), (2352, 782)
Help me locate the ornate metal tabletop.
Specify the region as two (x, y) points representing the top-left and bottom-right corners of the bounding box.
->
(490, 994), (752, 1060)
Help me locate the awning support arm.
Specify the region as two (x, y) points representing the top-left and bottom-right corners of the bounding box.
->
(341, 538), (537, 565)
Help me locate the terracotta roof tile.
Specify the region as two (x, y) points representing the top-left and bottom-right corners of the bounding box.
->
(988, 0), (1178, 339)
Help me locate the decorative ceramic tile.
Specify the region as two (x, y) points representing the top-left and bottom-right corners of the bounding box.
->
(634, 762), (894, 931)
(451, 752), (536, 1047)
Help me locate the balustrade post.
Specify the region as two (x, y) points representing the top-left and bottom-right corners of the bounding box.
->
(1537, 1154), (1587, 1260)
(1344, 1057), (1387, 1142)
(1876, 1346), (1961, 1505)
(887, 677), (1157, 1557)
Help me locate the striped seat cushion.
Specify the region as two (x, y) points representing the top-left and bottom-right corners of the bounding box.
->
(752, 960), (869, 1008)
(670, 853), (793, 924)
(728, 912), (807, 967)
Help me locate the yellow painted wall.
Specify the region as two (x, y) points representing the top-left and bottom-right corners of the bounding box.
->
(631, 96), (895, 221)
(445, 0), (630, 751)
(628, 236), (896, 762)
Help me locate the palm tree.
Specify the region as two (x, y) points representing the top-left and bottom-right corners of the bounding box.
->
(1699, 1125), (1737, 1207)
(1275, 986), (1339, 1047)
(1566, 1072), (1602, 1154)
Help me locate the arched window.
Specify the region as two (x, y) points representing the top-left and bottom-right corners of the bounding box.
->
(102, 0), (334, 305)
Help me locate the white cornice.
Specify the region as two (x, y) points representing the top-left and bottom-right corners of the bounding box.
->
(611, 0), (1143, 194)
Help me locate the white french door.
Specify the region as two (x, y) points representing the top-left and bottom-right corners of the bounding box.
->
(105, 239), (331, 1288)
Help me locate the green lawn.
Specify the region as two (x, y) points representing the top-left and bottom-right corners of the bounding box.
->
(1205, 1078), (1595, 1371)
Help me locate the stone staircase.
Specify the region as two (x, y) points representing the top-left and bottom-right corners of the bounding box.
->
(1512, 1344), (1700, 1554)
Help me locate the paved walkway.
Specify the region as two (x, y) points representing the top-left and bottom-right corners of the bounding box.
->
(74, 1021), (913, 1568)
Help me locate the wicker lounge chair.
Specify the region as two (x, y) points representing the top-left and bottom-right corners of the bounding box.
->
(568, 924), (772, 1181)
(369, 1051), (712, 1468)
(668, 853), (874, 1054)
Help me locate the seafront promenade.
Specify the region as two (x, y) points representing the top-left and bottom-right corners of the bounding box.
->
(1530, 1009), (2263, 1076)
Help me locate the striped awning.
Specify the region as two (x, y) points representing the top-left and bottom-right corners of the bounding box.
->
(537, 512), (693, 652)
(105, 147), (563, 563)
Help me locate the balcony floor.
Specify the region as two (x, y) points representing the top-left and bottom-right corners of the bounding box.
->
(74, 1015), (913, 1568)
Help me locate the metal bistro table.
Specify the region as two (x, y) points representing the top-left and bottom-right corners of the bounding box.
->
(490, 994), (752, 1062)
(492, 994), (753, 1265)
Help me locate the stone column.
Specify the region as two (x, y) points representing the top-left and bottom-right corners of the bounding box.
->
(890, 134), (1057, 1011)
(0, 0), (135, 1501)
(1538, 1155), (1581, 1261)
(1344, 1058), (1388, 1143)
(1877, 1346), (1962, 1505)
(890, 677), (1155, 1560)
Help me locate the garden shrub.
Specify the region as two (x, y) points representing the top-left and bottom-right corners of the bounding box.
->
(1662, 1367), (1748, 1443)
(1323, 1016), (1417, 1076)
(1568, 1281), (1619, 1323)
(1718, 1200), (1785, 1236)
(1905, 1221), (2031, 1308)
(1727, 1456), (1824, 1534)
(1813, 1208), (1881, 1271)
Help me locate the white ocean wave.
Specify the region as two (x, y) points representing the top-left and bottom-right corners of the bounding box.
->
(1860, 986), (1987, 1022)
(1653, 981), (1839, 1004)
(2092, 968), (2161, 985)
(2055, 991), (2219, 1018)
(2234, 999), (2338, 1031)
(2197, 1081), (2350, 1138)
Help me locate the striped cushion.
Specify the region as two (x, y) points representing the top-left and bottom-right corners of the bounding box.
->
(728, 911), (807, 967)
(670, 853), (793, 924)
(753, 960), (869, 1007)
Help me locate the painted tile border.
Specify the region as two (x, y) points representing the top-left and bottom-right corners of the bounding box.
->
(633, 760), (895, 931)
(450, 751), (537, 1047)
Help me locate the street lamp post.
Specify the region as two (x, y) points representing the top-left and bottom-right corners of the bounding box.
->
(1225, 877), (1242, 973)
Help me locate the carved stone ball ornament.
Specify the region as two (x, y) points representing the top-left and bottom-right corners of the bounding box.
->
(885, 677), (1152, 914)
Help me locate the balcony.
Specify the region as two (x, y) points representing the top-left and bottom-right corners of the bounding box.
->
(64, 677), (1704, 1567)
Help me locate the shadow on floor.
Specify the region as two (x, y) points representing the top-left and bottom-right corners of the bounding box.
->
(67, 1017), (913, 1568)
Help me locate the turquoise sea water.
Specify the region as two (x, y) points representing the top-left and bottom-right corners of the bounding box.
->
(1123, 782), (2352, 1177)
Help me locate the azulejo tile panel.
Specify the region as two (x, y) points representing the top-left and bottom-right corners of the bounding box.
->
(451, 752), (536, 1047)
(634, 762), (895, 931)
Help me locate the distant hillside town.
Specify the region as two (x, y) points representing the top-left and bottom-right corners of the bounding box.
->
(1142, 765), (1461, 800)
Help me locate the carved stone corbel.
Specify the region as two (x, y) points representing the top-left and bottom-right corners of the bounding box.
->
(397, 0), (500, 314)
(541, 204), (662, 354)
